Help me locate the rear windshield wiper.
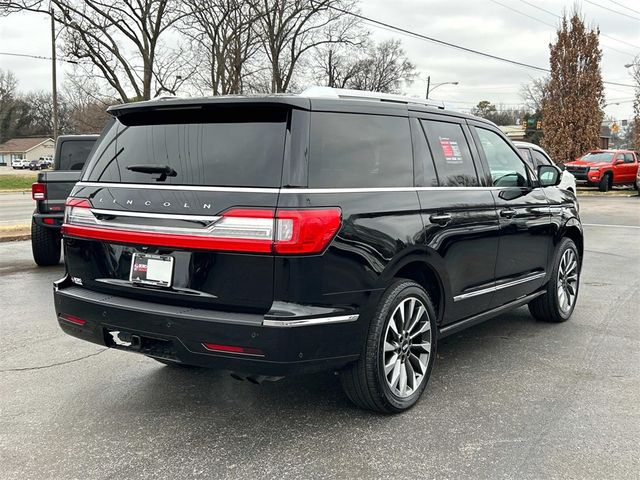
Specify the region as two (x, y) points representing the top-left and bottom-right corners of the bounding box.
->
(126, 164), (177, 182)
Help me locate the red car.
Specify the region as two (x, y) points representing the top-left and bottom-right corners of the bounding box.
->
(565, 150), (639, 192)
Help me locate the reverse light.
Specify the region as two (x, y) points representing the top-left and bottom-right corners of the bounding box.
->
(32, 182), (46, 201)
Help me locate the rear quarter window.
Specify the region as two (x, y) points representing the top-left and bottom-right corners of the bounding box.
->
(309, 113), (413, 188)
(58, 140), (97, 170)
(421, 120), (479, 187)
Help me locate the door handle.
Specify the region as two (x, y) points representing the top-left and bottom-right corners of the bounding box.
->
(429, 213), (452, 225)
(499, 208), (516, 219)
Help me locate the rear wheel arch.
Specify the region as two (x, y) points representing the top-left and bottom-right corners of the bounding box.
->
(559, 222), (583, 264)
(388, 258), (446, 323)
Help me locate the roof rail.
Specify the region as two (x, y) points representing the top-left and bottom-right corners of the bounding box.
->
(299, 86), (445, 109)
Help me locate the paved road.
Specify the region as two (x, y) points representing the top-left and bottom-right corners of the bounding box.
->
(0, 191), (34, 226)
(0, 197), (638, 479)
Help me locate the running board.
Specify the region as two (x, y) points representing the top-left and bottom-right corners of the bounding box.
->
(439, 290), (546, 338)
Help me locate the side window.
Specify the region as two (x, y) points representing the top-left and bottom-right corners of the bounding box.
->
(614, 154), (624, 163)
(421, 120), (479, 187)
(517, 148), (534, 169)
(410, 118), (438, 187)
(624, 153), (634, 163)
(474, 127), (529, 187)
(309, 113), (413, 188)
(532, 149), (552, 168)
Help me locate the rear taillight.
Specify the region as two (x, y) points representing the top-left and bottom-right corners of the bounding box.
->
(274, 209), (342, 254)
(62, 200), (341, 255)
(32, 183), (46, 201)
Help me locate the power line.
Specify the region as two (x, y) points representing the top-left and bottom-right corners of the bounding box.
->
(582, 0), (640, 21)
(0, 51), (78, 64)
(606, 0), (640, 16)
(490, 0), (635, 57)
(518, 0), (640, 51)
(331, 5), (637, 88)
(329, 5), (548, 72)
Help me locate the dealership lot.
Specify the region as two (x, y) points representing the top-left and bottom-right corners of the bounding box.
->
(0, 196), (638, 479)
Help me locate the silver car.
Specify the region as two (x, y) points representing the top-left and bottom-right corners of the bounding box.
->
(514, 141), (577, 195)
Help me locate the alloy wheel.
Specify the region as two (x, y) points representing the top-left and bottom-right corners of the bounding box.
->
(557, 249), (578, 314)
(382, 296), (432, 398)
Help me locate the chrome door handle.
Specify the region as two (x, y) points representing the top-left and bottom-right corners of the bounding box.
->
(500, 208), (516, 219)
(429, 213), (452, 225)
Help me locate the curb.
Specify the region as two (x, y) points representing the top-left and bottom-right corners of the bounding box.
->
(0, 234), (30, 243)
(0, 189), (31, 194)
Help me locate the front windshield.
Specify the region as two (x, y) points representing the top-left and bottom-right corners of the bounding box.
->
(580, 152), (614, 163)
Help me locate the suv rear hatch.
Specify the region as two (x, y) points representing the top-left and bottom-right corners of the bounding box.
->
(63, 103), (293, 313)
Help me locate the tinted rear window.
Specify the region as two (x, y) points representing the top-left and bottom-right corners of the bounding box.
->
(309, 113), (412, 188)
(83, 107), (287, 187)
(58, 140), (96, 170)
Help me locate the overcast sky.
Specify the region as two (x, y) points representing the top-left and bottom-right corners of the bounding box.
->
(0, 0), (638, 121)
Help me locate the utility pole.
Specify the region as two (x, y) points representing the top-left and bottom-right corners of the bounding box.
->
(426, 76), (431, 99)
(50, 8), (58, 141)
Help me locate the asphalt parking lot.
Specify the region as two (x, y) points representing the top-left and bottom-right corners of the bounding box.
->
(0, 196), (638, 479)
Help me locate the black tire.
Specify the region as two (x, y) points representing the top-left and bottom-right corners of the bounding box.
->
(598, 173), (611, 192)
(340, 279), (437, 413)
(528, 237), (580, 323)
(31, 220), (61, 266)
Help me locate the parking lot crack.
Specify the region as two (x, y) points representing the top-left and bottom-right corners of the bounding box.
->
(0, 348), (107, 373)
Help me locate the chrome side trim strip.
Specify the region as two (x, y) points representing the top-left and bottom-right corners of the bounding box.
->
(91, 208), (220, 223)
(281, 187), (501, 194)
(440, 290), (546, 338)
(453, 272), (546, 302)
(262, 314), (359, 328)
(75, 182), (280, 193)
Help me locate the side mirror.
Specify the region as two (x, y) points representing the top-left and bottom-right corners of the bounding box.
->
(538, 165), (561, 187)
(615, 159), (625, 165)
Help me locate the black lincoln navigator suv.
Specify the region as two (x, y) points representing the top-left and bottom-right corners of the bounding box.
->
(54, 87), (583, 413)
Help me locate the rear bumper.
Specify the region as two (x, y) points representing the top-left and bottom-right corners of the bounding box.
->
(33, 212), (63, 230)
(53, 276), (361, 376)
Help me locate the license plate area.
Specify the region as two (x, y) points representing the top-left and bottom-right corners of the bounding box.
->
(130, 253), (174, 287)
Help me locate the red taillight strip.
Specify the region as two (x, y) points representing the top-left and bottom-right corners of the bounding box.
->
(63, 224), (274, 253)
(59, 314), (86, 326)
(66, 198), (92, 208)
(202, 343), (264, 357)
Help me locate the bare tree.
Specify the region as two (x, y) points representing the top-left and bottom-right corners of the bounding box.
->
(312, 42), (364, 88)
(180, 0), (262, 95)
(520, 77), (548, 113)
(63, 75), (114, 133)
(347, 39), (416, 93)
(249, 0), (361, 93)
(1, 0), (191, 102)
(0, 69), (20, 142)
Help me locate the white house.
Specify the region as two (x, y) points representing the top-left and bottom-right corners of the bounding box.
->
(0, 137), (55, 166)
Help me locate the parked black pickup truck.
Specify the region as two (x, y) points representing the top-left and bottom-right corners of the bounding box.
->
(31, 134), (99, 266)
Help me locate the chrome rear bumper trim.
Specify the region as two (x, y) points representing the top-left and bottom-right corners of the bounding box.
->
(262, 314), (359, 328)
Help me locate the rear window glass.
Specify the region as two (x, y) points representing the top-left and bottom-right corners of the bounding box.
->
(421, 120), (479, 187)
(309, 113), (412, 188)
(58, 140), (96, 170)
(83, 107), (287, 187)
